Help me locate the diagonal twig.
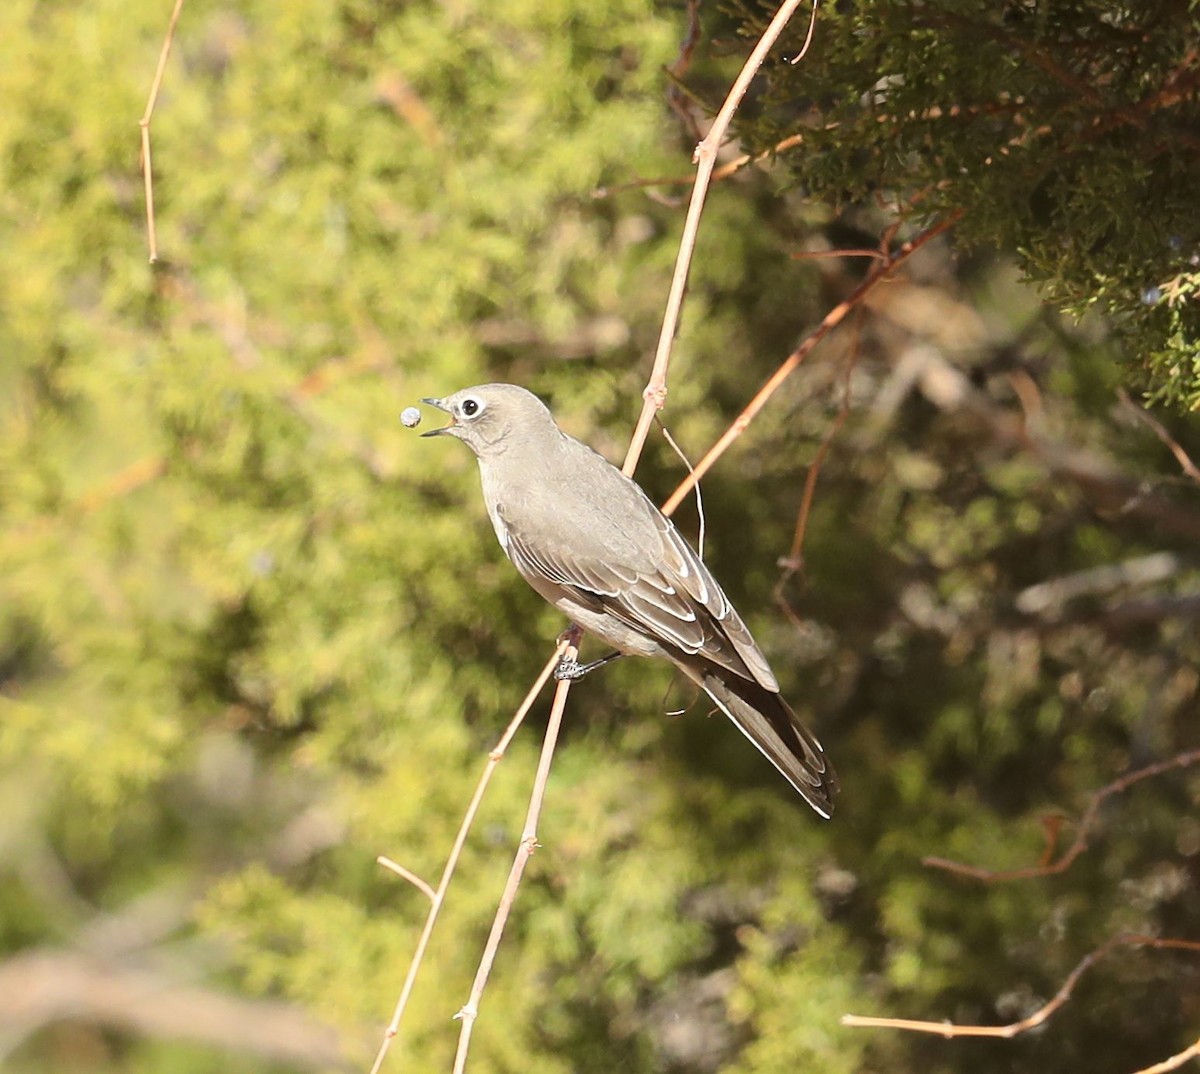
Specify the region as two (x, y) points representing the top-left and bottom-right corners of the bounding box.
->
(922, 748), (1200, 882)
(842, 934), (1200, 1039)
(367, 638), (570, 1074)
(451, 630), (581, 1074)
(660, 210), (963, 517)
(1118, 389), (1200, 485)
(657, 418), (706, 559)
(1132, 1036), (1200, 1074)
(139, 0), (186, 263)
(375, 858), (436, 903)
(622, 0), (820, 477)
(592, 133), (807, 199)
(777, 307), (864, 577)
(0, 949), (346, 1069)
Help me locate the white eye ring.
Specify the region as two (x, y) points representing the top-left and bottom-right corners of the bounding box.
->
(459, 397), (485, 419)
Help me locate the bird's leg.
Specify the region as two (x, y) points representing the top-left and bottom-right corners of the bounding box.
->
(554, 651), (624, 681)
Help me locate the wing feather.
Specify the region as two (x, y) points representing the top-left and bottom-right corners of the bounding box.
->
(498, 495), (778, 691)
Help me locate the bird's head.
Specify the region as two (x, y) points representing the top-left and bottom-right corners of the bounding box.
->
(420, 383), (557, 459)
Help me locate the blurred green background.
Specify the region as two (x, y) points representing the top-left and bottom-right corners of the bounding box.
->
(1, 1), (1197, 1072)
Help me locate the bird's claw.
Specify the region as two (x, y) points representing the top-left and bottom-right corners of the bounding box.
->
(554, 657), (589, 681)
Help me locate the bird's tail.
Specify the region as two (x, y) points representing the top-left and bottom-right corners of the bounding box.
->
(699, 671), (838, 818)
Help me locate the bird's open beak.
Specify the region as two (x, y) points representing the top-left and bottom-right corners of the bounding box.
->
(419, 397), (457, 438)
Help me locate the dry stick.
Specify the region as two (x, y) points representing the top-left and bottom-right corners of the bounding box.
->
(621, 0), (819, 477)
(842, 934), (1200, 1039)
(593, 133), (806, 199)
(1133, 1036), (1200, 1074)
(779, 307), (864, 575)
(139, 0), (186, 264)
(1117, 388), (1200, 484)
(657, 419), (706, 559)
(923, 747), (1200, 882)
(771, 309), (864, 627)
(451, 631), (581, 1074)
(366, 639), (570, 1074)
(660, 211), (963, 517)
(376, 858), (436, 903)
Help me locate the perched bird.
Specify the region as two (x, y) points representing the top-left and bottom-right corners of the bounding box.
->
(421, 384), (838, 818)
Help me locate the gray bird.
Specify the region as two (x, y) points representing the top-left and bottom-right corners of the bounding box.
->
(421, 384), (837, 818)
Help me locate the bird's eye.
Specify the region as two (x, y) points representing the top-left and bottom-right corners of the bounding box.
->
(461, 398), (481, 417)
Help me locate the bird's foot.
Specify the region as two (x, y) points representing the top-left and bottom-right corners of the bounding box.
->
(554, 656), (589, 681)
(554, 651), (623, 681)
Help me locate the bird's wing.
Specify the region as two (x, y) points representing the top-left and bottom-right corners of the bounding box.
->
(497, 487), (778, 692)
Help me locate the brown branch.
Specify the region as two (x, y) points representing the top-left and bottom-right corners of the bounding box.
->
(922, 748), (1200, 882)
(139, 0), (186, 263)
(777, 308), (863, 581)
(843, 934), (1200, 1039)
(791, 246), (890, 263)
(660, 210), (963, 517)
(451, 629), (581, 1074)
(1133, 1036), (1200, 1074)
(1118, 389), (1200, 485)
(657, 418), (706, 559)
(77, 455), (168, 513)
(375, 857), (436, 903)
(622, 0), (820, 477)
(667, 0), (703, 80)
(367, 638), (570, 1074)
(907, 349), (1200, 545)
(593, 134), (806, 198)
(773, 311), (864, 627)
(1014, 552), (1186, 619)
(0, 949), (349, 1068)
(72, 294), (393, 516)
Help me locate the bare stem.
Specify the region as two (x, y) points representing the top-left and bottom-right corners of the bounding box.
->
(451, 630), (581, 1074)
(1132, 1037), (1200, 1074)
(375, 858), (436, 903)
(842, 935), (1200, 1039)
(1117, 388), (1200, 484)
(922, 747), (1200, 882)
(622, 0), (819, 477)
(661, 211), (962, 517)
(367, 638), (569, 1074)
(139, 0), (186, 263)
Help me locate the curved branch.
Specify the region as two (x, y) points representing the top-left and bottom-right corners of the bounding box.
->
(843, 934), (1200, 1039)
(923, 748), (1200, 883)
(660, 210), (963, 517)
(622, 0), (820, 477)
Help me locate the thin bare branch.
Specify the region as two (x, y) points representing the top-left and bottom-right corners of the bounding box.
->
(0, 949), (348, 1069)
(791, 246), (890, 263)
(77, 455), (168, 513)
(139, 0), (186, 263)
(787, 0), (819, 64)
(375, 857), (436, 903)
(664, 0), (705, 138)
(842, 934), (1200, 1039)
(1132, 1037), (1200, 1074)
(1118, 388), (1200, 485)
(777, 309), (863, 579)
(660, 211), (963, 517)
(656, 418), (706, 559)
(922, 748), (1200, 882)
(451, 629), (581, 1074)
(1014, 552), (1186, 618)
(367, 638), (570, 1074)
(622, 0), (820, 477)
(907, 347), (1200, 544)
(592, 133), (807, 199)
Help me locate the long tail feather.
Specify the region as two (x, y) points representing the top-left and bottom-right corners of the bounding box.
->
(700, 672), (838, 818)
